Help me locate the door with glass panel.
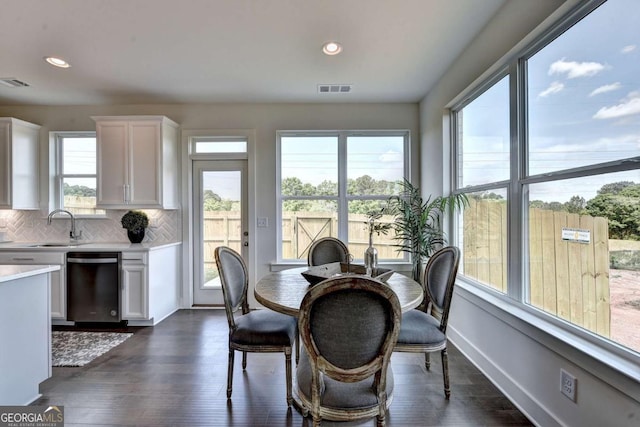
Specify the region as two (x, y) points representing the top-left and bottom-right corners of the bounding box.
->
(193, 160), (248, 305)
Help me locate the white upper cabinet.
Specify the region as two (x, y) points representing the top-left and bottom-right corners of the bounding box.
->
(0, 118), (41, 210)
(93, 116), (179, 209)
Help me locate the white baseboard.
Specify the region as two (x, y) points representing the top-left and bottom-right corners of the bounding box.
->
(448, 326), (562, 427)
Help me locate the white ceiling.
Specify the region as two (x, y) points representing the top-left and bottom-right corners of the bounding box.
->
(0, 0), (506, 106)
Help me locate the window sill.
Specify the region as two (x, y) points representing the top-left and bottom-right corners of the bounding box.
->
(455, 277), (640, 401)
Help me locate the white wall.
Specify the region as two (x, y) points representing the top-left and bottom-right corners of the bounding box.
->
(419, 1), (640, 426)
(0, 102), (419, 305)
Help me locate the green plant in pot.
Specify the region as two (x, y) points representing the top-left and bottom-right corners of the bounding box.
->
(387, 179), (467, 282)
(121, 210), (149, 243)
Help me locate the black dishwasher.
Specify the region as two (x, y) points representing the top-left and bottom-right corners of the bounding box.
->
(67, 252), (122, 323)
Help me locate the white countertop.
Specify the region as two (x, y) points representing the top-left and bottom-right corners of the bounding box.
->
(0, 264), (61, 283)
(0, 241), (181, 252)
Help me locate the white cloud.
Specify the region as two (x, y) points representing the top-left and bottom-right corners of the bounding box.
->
(621, 45), (636, 54)
(548, 58), (606, 79)
(589, 82), (622, 97)
(538, 81), (564, 98)
(379, 150), (402, 163)
(540, 133), (640, 152)
(593, 92), (640, 119)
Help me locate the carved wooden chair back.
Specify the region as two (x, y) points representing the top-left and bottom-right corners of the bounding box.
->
(307, 237), (350, 266)
(298, 276), (401, 425)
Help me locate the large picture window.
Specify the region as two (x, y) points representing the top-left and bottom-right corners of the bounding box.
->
(452, 0), (640, 357)
(277, 131), (409, 262)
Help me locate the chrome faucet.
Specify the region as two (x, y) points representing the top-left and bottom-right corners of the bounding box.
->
(47, 209), (82, 241)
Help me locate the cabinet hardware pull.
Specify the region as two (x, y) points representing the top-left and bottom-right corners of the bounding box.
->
(13, 257), (35, 261)
(67, 258), (118, 264)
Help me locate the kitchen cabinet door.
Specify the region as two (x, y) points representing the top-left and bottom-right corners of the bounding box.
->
(95, 120), (128, 207)
(122, 263), (148, 320)
(128, 121), (161, 206)
(94, 116), (179, 209)
(49, 266), (66, 319)
(0, 118), (41, 209)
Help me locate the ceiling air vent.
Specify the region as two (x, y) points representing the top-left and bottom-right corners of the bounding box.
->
(0, 78), (30, 88)
(318, 84), (352, 94)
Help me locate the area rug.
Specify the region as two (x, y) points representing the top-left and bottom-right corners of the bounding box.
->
(52, 331), (133, 367)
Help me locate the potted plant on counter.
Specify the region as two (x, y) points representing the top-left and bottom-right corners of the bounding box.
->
(121, 210), (149, 243)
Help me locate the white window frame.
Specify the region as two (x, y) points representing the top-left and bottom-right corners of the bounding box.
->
(50, 131), (103, 217)
(448, 0), (640, 383)
(276, 130), (411, 263)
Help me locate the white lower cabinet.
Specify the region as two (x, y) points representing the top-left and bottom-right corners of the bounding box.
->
(121, 244), (181, 326)
(49, 267), (66, 319)
(0, 252), (66, 320)
(121, 252), (148, 320)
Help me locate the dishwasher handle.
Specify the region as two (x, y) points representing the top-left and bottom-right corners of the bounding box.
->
(67, 257), (119, 264)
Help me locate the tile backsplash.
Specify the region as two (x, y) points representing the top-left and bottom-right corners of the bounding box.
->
(0, 209), (180, 243)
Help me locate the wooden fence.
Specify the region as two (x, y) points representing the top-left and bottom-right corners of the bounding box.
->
(202, 211), (401, 278)
(281, 212), (400, 260)
(463, 198), (610, 337)
(64, 195), (104, 215)
(202, 211), (243, 278)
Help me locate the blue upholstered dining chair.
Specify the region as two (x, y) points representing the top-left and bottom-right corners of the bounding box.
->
(393, 246), (460, 399)
(214, 246), (298, 407)
(307, 237), (350, 266)
(296, 276), (401, 426)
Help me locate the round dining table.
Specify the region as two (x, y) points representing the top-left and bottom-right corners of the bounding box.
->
(254, 265), (423, 416)
(254, 266), (423, 316)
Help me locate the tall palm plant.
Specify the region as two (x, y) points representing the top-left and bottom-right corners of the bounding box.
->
(387, 179), (467, 282)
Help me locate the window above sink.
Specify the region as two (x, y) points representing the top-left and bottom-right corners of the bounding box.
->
(50, 131), (106, 218)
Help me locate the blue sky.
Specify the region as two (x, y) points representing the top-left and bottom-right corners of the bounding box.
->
(281, 135), (404, 187)
(529, 0), (640, 162)
(461, 0), (640, 202)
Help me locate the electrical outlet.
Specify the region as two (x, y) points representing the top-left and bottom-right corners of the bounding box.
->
(560, 369), (577, 402)
(257, 217), (269, 228)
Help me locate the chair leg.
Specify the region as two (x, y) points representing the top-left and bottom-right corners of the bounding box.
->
(285, 347), (293, 407)
(441, 348), (450, 399)
(227, 348), (234, 398)
(242, 351), (247, 370)
(377, 391), (387, 426)
(425, 352), (431, 371)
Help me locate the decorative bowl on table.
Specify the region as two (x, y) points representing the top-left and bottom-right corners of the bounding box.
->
(301, 262), (393, 285)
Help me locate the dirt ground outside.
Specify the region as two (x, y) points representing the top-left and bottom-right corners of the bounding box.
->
(610, 268), (640, 354)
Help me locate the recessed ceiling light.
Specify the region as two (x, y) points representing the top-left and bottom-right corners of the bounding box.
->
(44, 56), (71, 68)
(322, 41), (342, 56)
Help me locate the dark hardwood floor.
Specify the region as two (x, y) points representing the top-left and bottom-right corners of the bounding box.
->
(34, 310), (532, 426)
